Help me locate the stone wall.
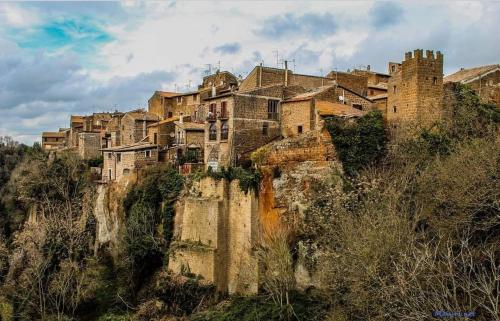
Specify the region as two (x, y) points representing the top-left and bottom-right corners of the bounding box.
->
(281, 100), (314, 138)
(387, 49), (444, 128)
(326, 71), (368, 96)
(169, 178), (259, 294)
(78, 132), (101, 159)
(465, 70), (500, 106)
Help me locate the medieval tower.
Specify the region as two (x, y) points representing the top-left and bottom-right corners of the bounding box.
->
(387, 49), (444, 128)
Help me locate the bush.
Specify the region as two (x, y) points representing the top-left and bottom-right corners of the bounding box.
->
(206, 166), (261, 193)
(326, 111), (387, 176)
(123, 164), (184, 289)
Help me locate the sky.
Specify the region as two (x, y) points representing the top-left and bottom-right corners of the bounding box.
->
(0, 1), (499, 145)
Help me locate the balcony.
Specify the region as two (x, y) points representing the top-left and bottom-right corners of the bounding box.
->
(218, 111), (229, 119)
(206, 112), (216, 121)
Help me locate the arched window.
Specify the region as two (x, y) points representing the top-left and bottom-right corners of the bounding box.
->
(221, 122), (228, 140)
(209, 123), (217, 141)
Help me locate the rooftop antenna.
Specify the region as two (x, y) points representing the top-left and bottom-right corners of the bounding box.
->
(273, 50), (279, 68)
(187, 80), (192, 90)
(319, 68), (324, 86)
(174, 83), (178, 92)
(292, 59), (296, 73)
(217, 60), (221, 72)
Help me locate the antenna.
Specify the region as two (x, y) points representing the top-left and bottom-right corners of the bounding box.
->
(273, 50), (279, 68)
(292, 59), (296, 73)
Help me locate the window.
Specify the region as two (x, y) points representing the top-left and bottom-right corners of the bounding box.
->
(353, 104), (362, 110)
(209, 103), (216, 114)
(117, 153), (121, 162)
(153, 133), (157, 145)
(391, 65), (396, 72)
(168, 112), (173, 118)
(145, 150), (151, 157)
(108, 152), (112, 159)
(268, 100), (279, 120)
(433, 77), (438, 85)
(220, 101), (228, 118)
(109, 169), (112, 180)
(298, 125), (303, 134)
(393, 85), (397, 94)
(370, 90), (374, 95)
(221, 121), (228, 140)
(176, 96), (183, 104)
(209, 123), (217, 141)
(193, 94), (197, 101)
(122, 125), (124, 130)
(262, 123), (269, 136)
(393, 106), (397, 113)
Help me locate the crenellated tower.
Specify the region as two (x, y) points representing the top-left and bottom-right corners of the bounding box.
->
(387, 49), (444, 128)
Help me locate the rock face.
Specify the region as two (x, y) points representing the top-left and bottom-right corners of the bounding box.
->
(93, 176), (133, 256)
(168, 177), (259, 295)
(255, 128), (342, 290)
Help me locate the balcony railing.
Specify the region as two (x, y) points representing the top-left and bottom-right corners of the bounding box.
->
(218, 111), (229, 119)
(207, 112), (216, 121)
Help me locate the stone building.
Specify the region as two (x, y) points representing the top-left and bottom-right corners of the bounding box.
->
(203, 85), (288, 170)
(78, 132), (101, 159)
(148, 91), (200, 120)
(147, 115), (179, 148)
(281, 97), (366, 138)
(120, 110), (160, 146)
(444, 64), (499, 106)
(69, 115), (84, 148)
(103, 112), (125, 148)
(101, 142), (158, 182)
(170, 119), (205, 163)
(41, 131), (67, 151)
(387, 49), (444, 128)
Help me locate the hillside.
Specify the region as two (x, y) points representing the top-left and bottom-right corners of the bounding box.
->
(0, 85), (499, 321)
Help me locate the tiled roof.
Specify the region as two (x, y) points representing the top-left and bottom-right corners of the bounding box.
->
(315, 101), (366, 118)
(174, 121), (205, 131)
(125, 111), (160, 121)
(70, 115), (84, 123)
(42, 131), (66, 138)
(283, 84), (336, 102)
(368, 83), (388, 90)
(148, 116), (180, 127)
(101, 142), (157, 152)
(370, 93), (388, 100)
(444, 64), (499, 83)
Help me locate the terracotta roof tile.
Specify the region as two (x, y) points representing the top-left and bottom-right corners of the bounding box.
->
(315, 100), (366, 118)
(444, 64), (499, 83)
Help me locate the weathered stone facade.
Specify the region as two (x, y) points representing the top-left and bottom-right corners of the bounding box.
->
(444, 64), (499, 106)
(120, 110), (159, 146)
(78, 132), (101, 159)
(387, 49), (444, 128)
(169, 177), (259, 294)
(41, 131), (67, 151)
(102, 143), (158, 182)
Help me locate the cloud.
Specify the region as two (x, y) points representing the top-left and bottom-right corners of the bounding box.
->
(213, 42), (241, 55)
(1, 1), (500, 145)
(369, 2), (404, 28)
(255, 12), (338, 39)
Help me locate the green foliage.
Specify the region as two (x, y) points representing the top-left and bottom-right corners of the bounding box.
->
(88, 155), (104, 168)
(190, 293), (328, 321)
(206, 166), (261, 193)
(123, 164), (184, 288)
(326, 111), (387, 176)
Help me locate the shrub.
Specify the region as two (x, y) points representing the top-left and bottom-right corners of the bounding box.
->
(326, 111), (387, 176)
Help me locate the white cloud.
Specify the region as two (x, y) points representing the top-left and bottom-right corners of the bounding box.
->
(0, 3), (41, 28)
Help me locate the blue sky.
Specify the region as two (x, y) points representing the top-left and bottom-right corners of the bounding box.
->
(0, 1), (499, 144)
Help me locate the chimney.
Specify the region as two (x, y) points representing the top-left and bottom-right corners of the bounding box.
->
(284, 60), (288, 87)
(180, 112), (184, 124)
(367, 64), (371, 71)
(211, 85), (216, 97)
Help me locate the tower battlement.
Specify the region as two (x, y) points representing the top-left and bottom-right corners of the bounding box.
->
(404, 49), (443, 62)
